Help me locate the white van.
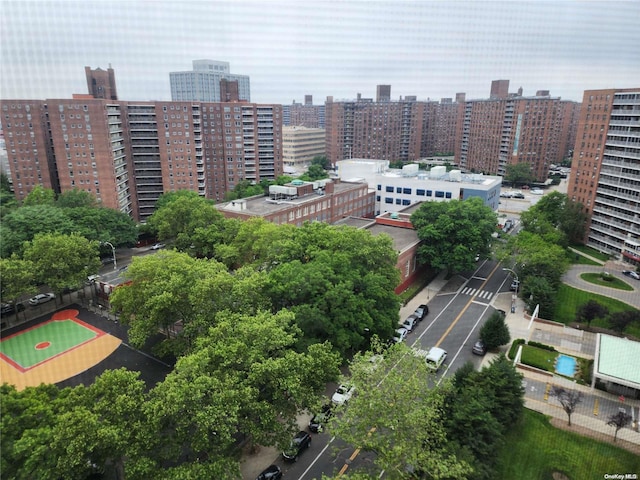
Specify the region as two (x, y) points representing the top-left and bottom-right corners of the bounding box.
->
(425, 347), (447, 372)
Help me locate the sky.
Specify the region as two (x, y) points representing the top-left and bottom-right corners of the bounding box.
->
(1, 1), (639, 105)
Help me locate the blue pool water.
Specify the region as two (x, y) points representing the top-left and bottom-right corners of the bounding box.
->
(555, 354), (577, 377)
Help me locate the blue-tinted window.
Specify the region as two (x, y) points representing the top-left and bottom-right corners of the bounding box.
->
(396, 198), (402, 204)
(426, 190), (432, 196)
(396, 187), (402, 193)
(403, 188), (411, 194)
(386, 186), (394, 192)
(445, 192), (452, 199)
(435, 191), (445, 198)
(402, 199), (411, 205)
(385, 197), (393, 204)
(416, 189), (425, 196)
(376, 195), (381, 201)
(377, 184), (382, 191)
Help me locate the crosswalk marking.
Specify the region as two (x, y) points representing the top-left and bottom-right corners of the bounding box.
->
(461, 287), (493, 300)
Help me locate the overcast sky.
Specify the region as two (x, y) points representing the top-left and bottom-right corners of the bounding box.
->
(1, 1), (638, 104)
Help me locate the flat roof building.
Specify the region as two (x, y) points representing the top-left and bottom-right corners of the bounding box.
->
(282, 126), (325, 171)
(170, 60), (250, 102)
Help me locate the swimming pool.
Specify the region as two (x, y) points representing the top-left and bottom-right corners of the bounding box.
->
(555, 354), (577, 377)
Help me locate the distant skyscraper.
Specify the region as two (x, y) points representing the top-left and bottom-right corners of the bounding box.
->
(85, 65), (118, 100)
(376, 85), (391, 102)
(568, 88), (640, 265)
(170, 60), (250, 102)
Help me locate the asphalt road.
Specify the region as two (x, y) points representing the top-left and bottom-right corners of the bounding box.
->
(284, 260), (514, 479)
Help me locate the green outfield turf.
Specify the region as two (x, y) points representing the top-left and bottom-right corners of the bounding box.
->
(0, 319), (99, 371)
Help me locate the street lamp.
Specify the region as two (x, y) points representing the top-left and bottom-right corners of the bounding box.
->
(502, 267), (519, 293)
(102, 241), (117, 270)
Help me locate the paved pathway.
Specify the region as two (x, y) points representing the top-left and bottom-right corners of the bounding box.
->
(562, 263), (640, 309)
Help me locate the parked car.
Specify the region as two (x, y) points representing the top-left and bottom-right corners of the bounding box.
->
(256, 465), (282, 480)
(29, 293), (55, 305)
(509, 280), (520, 292)
(309, 403), (333, 433)
(401, 314), (419, 333)
(531, 188), (544, 195)
(622, 270), (640, 280)
(392, 327), (408, 343)
(150, 243), (165, 250)
(499, 192), (512, 198)
(282, 431), (311, 462)
(414, 304), (429, 321)
(472, 340), (487, 356)
(512, 192), (525, 199)
(425, 347), (448, 372)
(101, 256), (115, 265)
(331, 384), (355, 405)
(1, 302), (26, 316)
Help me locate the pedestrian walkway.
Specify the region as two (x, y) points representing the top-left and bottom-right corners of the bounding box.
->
(568, 246), (606, 265)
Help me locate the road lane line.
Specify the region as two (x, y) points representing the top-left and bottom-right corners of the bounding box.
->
(435, 263), (501, 348)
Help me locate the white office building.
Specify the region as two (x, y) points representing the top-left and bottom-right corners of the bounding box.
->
(336, 159), (502, 215)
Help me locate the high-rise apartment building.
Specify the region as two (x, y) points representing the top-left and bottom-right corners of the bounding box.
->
(456, 80), (579, 181)
(85, 65), (118, 100)
(376, 85), (391, 102)
(170, 60), (250, 102)
(282, 126), (325, 170)
(325, 94), (425, 166)
(568, 88), (640, 265)
(283, 96), (325, 128)
(421, 97), (464, 157)
(1, 98), (282, 221)
(490, 79), (509, 99)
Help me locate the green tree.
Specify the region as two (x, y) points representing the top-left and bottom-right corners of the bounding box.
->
(262, 222), (400, 356)
(0, 204), (76, 257)
(328, 345), (472, 479)
(608, 310), (640, 333)
(575, 299), (609, 329)
(56, 189), (99, 209)
(411, 198), (497, 274)
(21, 185), (56, 206)
(300, 164), (328, 181)
(22, 233), (101, 297)
(504, 162), (534, 186)
(508, 231), (570, 288)
(64, 206), (138, 248)
(146, 191), (224, 251)
(110, 251), (224, 352)
(0, 257), (37, 320)
(0, 172), (12, 193)
(311, 155), (330, 169)
(148, 310), (340, 465)
(479, 311), (510, 350)
(521, 275), (557, 319)
(521, 192), (587, 246)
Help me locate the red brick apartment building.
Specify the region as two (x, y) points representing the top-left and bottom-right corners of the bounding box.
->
(216, 179), (375, 226)
(455, 80), (579, 181)
(568, 88), (640, 265)
(1, 98), (283, 222)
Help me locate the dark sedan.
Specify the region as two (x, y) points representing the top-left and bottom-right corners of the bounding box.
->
(282, 430), (311, 461)
(309, 404), (333, 433)
(256, 465), (282, 480)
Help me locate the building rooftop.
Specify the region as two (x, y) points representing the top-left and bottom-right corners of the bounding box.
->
(216, 181), (366, 217)
(365, 222), (420, 252)
(595, 334), (640, 389)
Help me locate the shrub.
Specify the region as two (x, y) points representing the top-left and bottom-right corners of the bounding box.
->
(527, 341), (556, 352)
(508, 338), (526, 360)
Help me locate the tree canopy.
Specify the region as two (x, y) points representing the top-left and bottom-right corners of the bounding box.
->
(504, 163), (534, 186)
(411, 198), (497, 273)
(479, 311), (510, 350)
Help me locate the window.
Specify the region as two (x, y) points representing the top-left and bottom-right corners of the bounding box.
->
(403, 188), (411, 194)
(396, 187), (402, 193)
(426, 190), (432, 197)
(402, 199), (410, 205)
(416, 189), (425, 196)
(385, 197), (393, 204)
(445, 192), (452, 199)
(396, 198), (402, 204)
(435, 191), (445, 198)
(385, 186), (394, 192)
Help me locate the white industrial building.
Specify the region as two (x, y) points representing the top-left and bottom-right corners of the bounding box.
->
(336, 159), (502, 215)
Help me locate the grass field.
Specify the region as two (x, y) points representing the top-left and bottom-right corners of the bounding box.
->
(520, 345), (557, 373)
(495, 409), (640, 480)
(553, 284), (640, 338)
(570, 245), (610, 262)
(571, 254), (601, 266)
(580, 272), (634, 291)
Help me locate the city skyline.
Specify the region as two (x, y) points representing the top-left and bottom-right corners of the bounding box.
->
(1, 1), (639, 105)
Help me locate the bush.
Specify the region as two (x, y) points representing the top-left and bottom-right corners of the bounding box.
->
(508, 338), (526, 360)
(527, 341), (556, 352)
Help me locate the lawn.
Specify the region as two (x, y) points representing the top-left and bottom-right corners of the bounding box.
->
(570, 254), (601, 266)
(580, 272), (634, 291)
(520, 345), (557, 373)
(553, 284), (640, 338)
(570, 244), (610, 262)
(495, 409), (640, 480)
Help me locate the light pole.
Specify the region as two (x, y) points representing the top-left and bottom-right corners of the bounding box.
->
(503, 267), (518, 313)
(102, 241), (117, 270)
